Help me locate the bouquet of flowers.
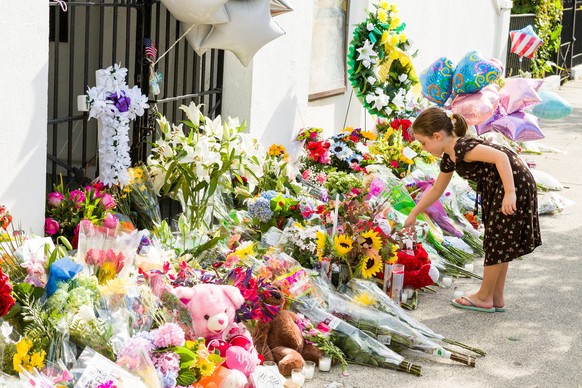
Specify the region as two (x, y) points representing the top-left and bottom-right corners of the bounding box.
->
(113, 165), (162, 231)
(117, 323), (223, 387)
(247, 190), (303, 232)
(45, 179), (118, 247)
(370, 118), (434, 178)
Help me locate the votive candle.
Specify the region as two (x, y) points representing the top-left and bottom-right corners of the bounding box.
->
(319, 356), (332, 372)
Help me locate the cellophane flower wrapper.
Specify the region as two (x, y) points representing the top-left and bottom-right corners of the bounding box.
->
(18, 360), (74, 388)
(76, 220), (143, 284)
(122, 165), (162, 231)
(292, 297), (422, 375)
(0, 371), (28, 388)
(116, 346), (163, 388)
(71, 346), (147, 388)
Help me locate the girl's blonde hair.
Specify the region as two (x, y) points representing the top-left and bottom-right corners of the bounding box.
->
(412, 107), (468, 138)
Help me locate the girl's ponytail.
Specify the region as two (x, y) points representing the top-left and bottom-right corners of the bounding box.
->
(451, 113), (468, 137)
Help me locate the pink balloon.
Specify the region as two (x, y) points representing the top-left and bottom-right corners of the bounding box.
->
(490, 111), (544, 141)
(490, 57), (505, 75)
(451, 84), (499, 125)
(499, 78), (543, 114)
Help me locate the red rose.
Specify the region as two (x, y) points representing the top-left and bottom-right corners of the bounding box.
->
(0, 269), (14, 317)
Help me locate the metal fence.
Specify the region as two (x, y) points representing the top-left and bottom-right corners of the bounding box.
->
(47, 0), (224, 194)
(560, 0), (582, 74)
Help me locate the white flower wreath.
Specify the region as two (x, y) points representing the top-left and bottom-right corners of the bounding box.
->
(347, 1), (420, 119)
(86, 64), (149, 186)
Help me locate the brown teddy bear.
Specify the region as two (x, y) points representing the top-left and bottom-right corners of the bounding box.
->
(251, 287), (322, 376)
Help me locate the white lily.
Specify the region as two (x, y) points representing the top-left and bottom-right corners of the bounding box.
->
(179, 101), (202, 127)
(356, 40), (378, 68)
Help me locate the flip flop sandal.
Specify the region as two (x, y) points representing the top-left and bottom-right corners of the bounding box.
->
(494, 306), (506, 313)
(451, 296), (495, 313)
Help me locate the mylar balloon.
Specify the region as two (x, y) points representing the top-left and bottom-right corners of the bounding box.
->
(184, 24), (212, 57)
(451, 84), (499, 125)
(491, 111), (544, 141)
(452, 50), (503, 96)
(160, 0), (229, 25)
(531, 91), (573, 120)
(510, 25), (543, 59)
(270, 0), (294, 16)
(419, 57), (456, 106)
(201, 0), (285, 67)
(499, 77), (543, 114)
(475, 106), (504, 136)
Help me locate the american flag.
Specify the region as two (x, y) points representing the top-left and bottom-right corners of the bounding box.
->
(144, 38), (158, 60)
(509, 25), (543, 59)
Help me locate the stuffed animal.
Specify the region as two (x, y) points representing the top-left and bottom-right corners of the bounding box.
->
(174, 284), (260, 378)
(192, 366), (248, 388)
(251, 287), (322, 376)
(396, 243), (439, 289)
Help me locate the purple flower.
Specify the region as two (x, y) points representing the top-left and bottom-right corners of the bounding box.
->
(44, 218), (60, 235)
(100, 193), (116, 210)
(108, 91), (131, 113)
(152, 351), (180, 375)
(154, 323), (185, 348)
(69, 190), (85, 206)
(102, 213), (118, 229)
(47, 191), (64, 207)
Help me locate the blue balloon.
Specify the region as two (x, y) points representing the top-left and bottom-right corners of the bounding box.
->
(419, 57), (456, 106)
(531, 91), (573, 120)
(452, 51), (502, 96)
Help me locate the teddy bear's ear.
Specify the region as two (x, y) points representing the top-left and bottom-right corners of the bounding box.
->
(219, 285), (244, 308)
(173, 286), (196, 306)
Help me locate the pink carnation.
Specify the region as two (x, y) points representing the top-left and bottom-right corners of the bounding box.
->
(69, 190), (85, 206)
(154, 323), (185, 348)
(100, 193), (116, 210)
(47, 192), (64, 207)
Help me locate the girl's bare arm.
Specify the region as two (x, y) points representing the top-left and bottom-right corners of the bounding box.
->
(404, 171), (453, 226)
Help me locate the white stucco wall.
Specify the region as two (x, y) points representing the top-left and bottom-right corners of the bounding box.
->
(0, 0), (49, 235)
(222, 0), (513, 150)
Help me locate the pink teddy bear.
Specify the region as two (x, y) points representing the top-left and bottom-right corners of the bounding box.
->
(174, 284), (260, 378)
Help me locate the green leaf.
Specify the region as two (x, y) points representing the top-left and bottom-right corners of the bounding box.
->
(176, 369), (197, 386)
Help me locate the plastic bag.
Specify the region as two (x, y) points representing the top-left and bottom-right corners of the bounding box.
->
(538, 192), (576, 215)
(529, 169), (563, 191)
(71, 347), (147, 388)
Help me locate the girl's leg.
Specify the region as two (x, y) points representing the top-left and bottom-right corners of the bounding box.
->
(492, 262), (509, 308)
(454, 262), (505, 307)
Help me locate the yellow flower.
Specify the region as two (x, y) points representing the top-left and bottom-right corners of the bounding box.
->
(389, 34), (399, 47)
(400, 33), (407, 43)
(15, 338), (32, 356)
(383, 127), (394, 139)
(97, 261), (118, 284)
(377, 9), (388, 23)
(341, 126), (354, 133)
(353, 291), (377, 306)
(29, 350), (46, 369)
(234, 242), (255, 259)
(360, 252), (383, 278)
(316, 230), (327, 258)
(390, 17), (400, 29)
(358, 230), (382, 251)
(334, 234), (353, 256)
(360, 130), (377, 141)
(400, 154), (414, 165)
(198, 357), (216, 377)
(185, 340), (196, 350)
(99, 277), (128, 297)
(378, 1), (389, 10)
(380, 31), (390, 45)
(13, 353), (23, 372)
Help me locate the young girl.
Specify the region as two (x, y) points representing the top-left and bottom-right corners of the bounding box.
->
(404, 107), (541, 312)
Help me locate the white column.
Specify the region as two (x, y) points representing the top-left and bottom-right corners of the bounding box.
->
(0, 0), (49, 235)
(494, 0), (514, 68)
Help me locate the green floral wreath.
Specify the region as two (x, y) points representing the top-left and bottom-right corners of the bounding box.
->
(347, 1), (420, 119)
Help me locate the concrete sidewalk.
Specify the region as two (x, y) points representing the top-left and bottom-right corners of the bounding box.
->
(309, 80), (582, 388)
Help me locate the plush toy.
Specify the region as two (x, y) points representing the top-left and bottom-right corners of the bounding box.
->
(251, 287), (322, 376)
(174, 284), (260, 378)
(396, 243), (439, 289)
(193, 366), (248, 388)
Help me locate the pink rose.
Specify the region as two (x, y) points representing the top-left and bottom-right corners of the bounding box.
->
(85, 248), (105, 266)
(99, 193), (116, 210)
(69, 190), (85, 206)
(47, 192), (64, 207)
(44, 218), (60, 235)
(102, 213), (118, 229)
(302, 169), (312, 180)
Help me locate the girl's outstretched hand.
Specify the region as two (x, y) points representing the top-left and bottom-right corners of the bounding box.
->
(404, 213), (417, 227)
(501, 192), (517, 215)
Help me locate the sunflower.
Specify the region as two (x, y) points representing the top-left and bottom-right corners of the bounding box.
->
(353, 291), (377, 306)
(358, 230), (383, 251)
(333, 234), (353, 256)
(360, 130), (377, 141)
(360, 252), (383, 278)
(316, 230), (327, 258)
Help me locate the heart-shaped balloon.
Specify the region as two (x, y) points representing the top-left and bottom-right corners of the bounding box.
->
(452, 51), (503, 96)
(225, 346), (256, 376)
(531, 90), (573, 120)
(206, 339), (230, 357)
(451, 84), (499, 125)
(491, 111), (544, 141)
(499, 77), (543, 114)
(419, 57), (456, 106)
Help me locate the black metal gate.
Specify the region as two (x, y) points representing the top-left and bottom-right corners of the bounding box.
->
(559, 0), (582, 75)
(47, 0), (224, 191)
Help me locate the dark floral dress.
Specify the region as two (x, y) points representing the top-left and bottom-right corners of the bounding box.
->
(440, 137), (541, 266)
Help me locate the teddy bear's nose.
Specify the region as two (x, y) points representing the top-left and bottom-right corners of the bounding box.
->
(218, 318), (225, 325)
